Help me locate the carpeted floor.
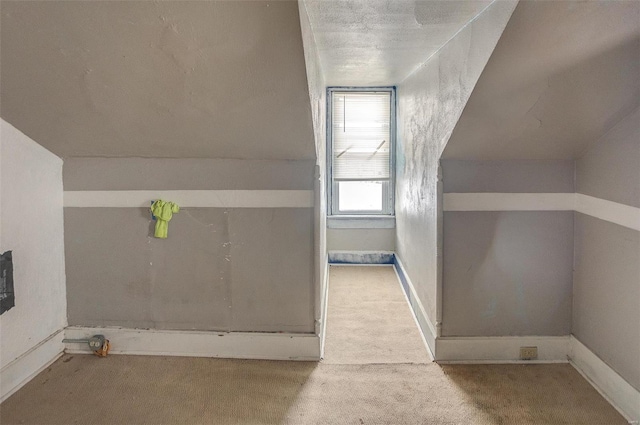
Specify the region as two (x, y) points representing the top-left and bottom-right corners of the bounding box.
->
(322, 265), (430, 364)
(0, 265), (628, 424)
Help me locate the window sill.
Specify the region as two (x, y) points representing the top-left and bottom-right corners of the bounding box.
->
(327, 215), (395, 229)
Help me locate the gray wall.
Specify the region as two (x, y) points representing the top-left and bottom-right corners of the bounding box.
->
(443, 211), (573, 336)
(573, 108), (640, 391)
(5, 0), (323, 335)
(395, 1), (517, 340)
(64, 158), (316, 333)
(436, 2), (639, 389)
(442, 160), (575, 193)
(573, 214), (639, 390)
(441, 160), (575, 336)
(63, 158), (315, 191)
(443, 1), (640, 160)
(1, 1), (316, 160)
(576, 107), (640, 208)
(327, 228), (395, 252)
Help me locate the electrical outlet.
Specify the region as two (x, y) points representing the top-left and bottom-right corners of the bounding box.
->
(520, 346), (538, 360)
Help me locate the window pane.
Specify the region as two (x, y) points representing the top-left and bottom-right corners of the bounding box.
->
(332, 92), (391, 181)
(338, 181), (383, 212)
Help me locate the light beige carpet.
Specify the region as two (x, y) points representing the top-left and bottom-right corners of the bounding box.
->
(0, 266), (627, 424)
(322, 265), (430, 364)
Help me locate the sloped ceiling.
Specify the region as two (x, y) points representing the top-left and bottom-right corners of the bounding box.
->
(303, 0), (494, 86)
(443, 0), (640, 160)
(0, 1), (316, 159)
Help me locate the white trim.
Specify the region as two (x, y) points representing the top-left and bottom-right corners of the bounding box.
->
(575, 194), (640, 231)
(442, 192), (640, 231)
(327, 215), (395, 229)
(392, 262), (434, 361)
(63, 327), (320, 361)
(63, 190), (314, 208)
(393, 256), (437, 358)
(569, 336), (640, 424)
(1, 329), (65, 402)
(435, 336), (570, 363)
(443, 193), (575, 211)
(327, 87), (396, 216)
(319, 259), (330, 359)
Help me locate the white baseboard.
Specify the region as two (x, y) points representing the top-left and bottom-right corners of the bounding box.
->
(434, 334), (640, 423)
(393, 256), (437, 359)
(64, 327), (320, 361)
(435, 336), (571, 363)
(569, 336), (640, 424)
(319, 258), (330, 359)
(1, 329), (65, 402)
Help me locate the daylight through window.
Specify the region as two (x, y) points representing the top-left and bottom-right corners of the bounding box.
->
(329, 89), (395, 215)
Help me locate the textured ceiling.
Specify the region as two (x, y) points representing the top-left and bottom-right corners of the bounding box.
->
(0, 1), (316, 159)
(303, 0), (493, 86)
(443, 0), (640, 160)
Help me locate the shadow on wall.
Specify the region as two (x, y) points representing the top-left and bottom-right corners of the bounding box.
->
(442, 211), (574, 337)
(442, 212), (499, 331)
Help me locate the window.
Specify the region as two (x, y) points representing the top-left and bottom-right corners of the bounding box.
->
(328, 88), (395, 215)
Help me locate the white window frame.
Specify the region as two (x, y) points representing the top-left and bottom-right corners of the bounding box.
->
(327, 87), (396, 216)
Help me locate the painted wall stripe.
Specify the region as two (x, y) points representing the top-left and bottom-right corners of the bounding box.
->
(575, 194), (640, 231)
(443, 193), (640, 231)
(443, 193), (575, 212)
(64, 190), (314, 208)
